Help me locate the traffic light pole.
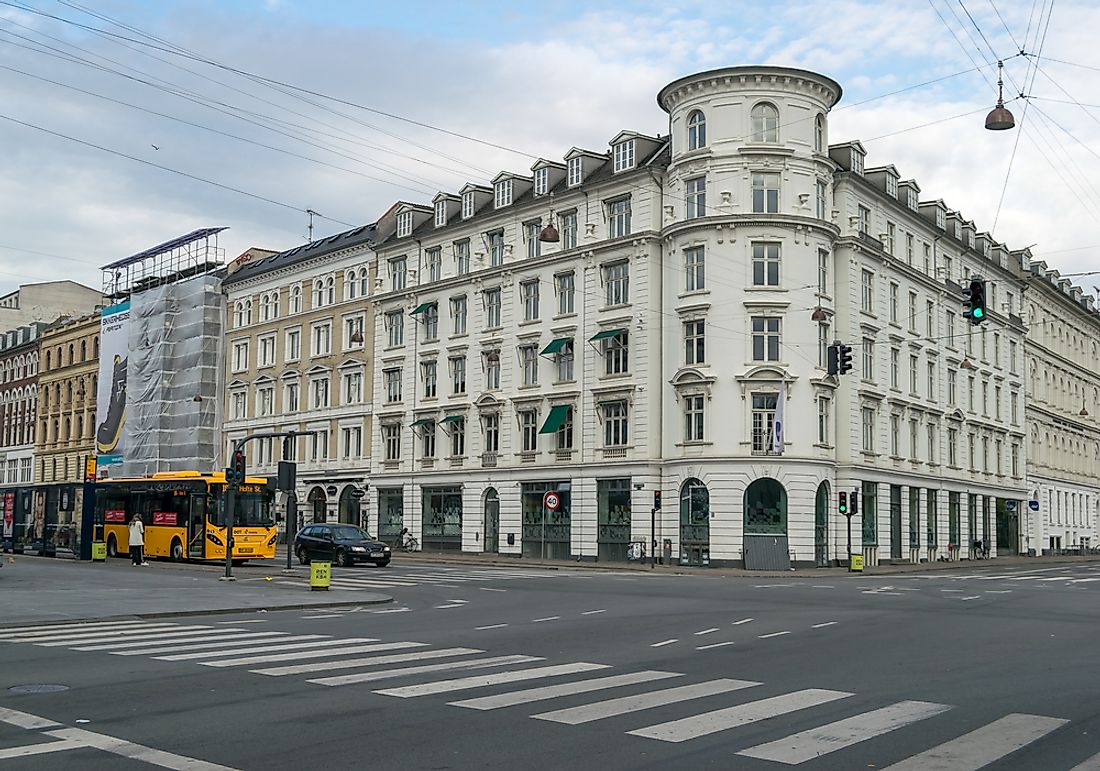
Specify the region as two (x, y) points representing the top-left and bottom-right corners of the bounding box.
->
(846, 512), (853, 573)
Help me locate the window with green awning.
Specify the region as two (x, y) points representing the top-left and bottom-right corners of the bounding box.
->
(439, 415), (463, 424)
(410, 417), (434, 428)
(410, 302), (435, 315)
(590, 328), (625, 342)
(539, 404), (572, 434)
(540, 337), (572, 356)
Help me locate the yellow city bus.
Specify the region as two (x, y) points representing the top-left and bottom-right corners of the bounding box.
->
(93, 471), (277, 563)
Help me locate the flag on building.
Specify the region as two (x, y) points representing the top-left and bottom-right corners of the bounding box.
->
(771, 381), (786, 454)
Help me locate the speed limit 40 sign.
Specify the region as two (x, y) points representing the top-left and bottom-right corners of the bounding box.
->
(543, 491), (561, 511)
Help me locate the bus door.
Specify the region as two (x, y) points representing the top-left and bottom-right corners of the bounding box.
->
(188, 494), (205, 558)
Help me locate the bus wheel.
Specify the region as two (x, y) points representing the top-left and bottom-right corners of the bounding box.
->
(170, 539), (184, 562)
(106, 536), (118, 558)
(232, 559), (247, 566)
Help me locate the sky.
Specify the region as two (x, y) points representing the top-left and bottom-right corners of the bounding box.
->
(1, 0), (1099, 296)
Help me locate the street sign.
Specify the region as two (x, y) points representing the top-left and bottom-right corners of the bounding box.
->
(543, 491), (560, 511)
(1006, 500), (1017, 511)
(1029, 499), (1040, 511)
(850, 554), (865, 572)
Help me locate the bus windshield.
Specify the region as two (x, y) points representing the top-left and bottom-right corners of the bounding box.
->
(209, 489), (274, 528)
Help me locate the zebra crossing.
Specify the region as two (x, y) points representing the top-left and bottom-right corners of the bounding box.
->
(0, 618), (1079, 767)
(274, 564), (572, 592)
(903, 566), (1100, 584)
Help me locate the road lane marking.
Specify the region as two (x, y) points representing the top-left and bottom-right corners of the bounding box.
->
(216, 619), (267, 624)
(156, 637), (375, 661)
(628, 688), (853, 743)
(310, 654), (541, 686)
(0, 739), (87, 759)
(478, 587), (507, 592)
(302, 614), (343, 619)
(1069, 749), (1100, 770)
(651, 639), (678, 647)
(533, 679), (760, 725)
(738, 700), (951, 764)
(374, 662), (608, 698)
(696, 641), (735, 650)
(46, 727), (238, 770)
(959, 595), (981, 601)
(581, 609), (607, 615)
(732, 618), (754, 625)
(475, 624), (508, 630)
(451, 671), (681, 710)
(252, 647), (482, 677)
(879, 713), (1068, 770)
(435, 604), (466, 609)
(201, 641), (423, 667)
(758, 631), (791, 639)
(0, 707), (62, 729)
(694, 628), (719, 636)
(811, 621), (838, 628)
(532, 616), (560, 623)
(811, 585), (835, 589)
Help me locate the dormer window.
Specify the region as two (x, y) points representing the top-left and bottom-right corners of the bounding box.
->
(687, 110), (706, 151)
(907, 189), (918, 211)
(750, 103), (779, 143)
(886, 176), (898, 198)
(613, 140), (635, 173)
(396, 211), (413, 238)
(936, 209), (946, 229)
(462, 191), (475, 219)
(567, 157), (583, 187)
(494, 179), (513, 208)
(534, 168), (548, 196)
(814, 115), (824, 153)
(851, 150), (864, 175)
(434, 200), (447, 228)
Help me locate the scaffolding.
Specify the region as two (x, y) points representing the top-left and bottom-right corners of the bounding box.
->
(101, 227), (226, 301)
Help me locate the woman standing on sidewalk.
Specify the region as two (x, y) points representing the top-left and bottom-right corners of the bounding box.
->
(128, 515), (147, 566)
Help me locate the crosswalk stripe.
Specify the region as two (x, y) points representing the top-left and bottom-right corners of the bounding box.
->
(879, 713), (1068, 770)
(33, 626), (213, 646)
(310, 654), (543, 687)
(74, 631), (287, 651)
(533, 679), (761, 726)
(0, 739), (87, 760)
(1037, 576), (1074, 582)
(375, 662), (608, 698)
(42, 627), (242, 649)
(114, 634), (321, 656)
(252, 647), (483, 677)
(627, 688), (854, 743)
(451, 671), (682, 711)
(3, 623), (185, 643)
(737, 700), (952, 764)
(1069, 750), (1100, 770)
(0, 619), (151, 636)
(156, 637), (369, 661)
(201, 641), (423, 668)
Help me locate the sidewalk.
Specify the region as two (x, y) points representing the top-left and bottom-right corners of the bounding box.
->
(0, 555), (390, 627)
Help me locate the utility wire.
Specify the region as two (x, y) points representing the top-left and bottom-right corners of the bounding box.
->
(986, 0), (1023, 51)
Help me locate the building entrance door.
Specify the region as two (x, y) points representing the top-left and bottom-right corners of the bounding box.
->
(889, 485), (903, 560)
(814, 481), (829, 567)
(679, 478), (710, 566)
(483, 488), (499, 554)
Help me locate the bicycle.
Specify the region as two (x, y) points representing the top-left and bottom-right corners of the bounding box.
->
(396, 529), (419, 552)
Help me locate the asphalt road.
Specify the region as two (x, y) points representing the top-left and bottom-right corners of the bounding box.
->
(3, 559), (1100, 770)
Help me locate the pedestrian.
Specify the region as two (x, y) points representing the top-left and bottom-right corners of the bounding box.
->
(129, 514), (147, 566)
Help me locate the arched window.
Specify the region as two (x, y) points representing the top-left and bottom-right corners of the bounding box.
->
(814, 114), (825, 153)
(744, 477), (788, 535)
(750, 102), (779, 143)
(687, 110), (706, 151)
(45, 350), (51, 370)
(94, 337), (99, 357)
(68, 344), (74, 365)
(325, 276), (336, 305)
(233, 302), (244, 327)
(359, 268), (370, 298)
(80, 340), (86, 362)
(290, 284), (303, 314)
(313, 280), (325, 308)
(245, 299), (253, 325)
(346, 271), (359, 300)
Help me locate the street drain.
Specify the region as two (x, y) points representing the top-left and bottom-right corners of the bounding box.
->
(9, 684), (69, 694)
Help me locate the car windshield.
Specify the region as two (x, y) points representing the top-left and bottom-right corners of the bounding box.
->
(331, 525), (373, 541)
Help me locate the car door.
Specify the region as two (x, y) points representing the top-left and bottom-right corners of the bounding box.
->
(298, 525), (318, 559)
(316, 525), (335, 559)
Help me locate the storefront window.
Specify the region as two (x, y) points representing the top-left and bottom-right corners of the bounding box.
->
(378, 488), (403, 545)
(422, 486), (462, 551)
(521, 482), (571, 560)
(597, 479), (631, 562)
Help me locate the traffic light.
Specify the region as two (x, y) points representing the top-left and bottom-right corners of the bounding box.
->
(850, 490), (859, 516)
(963, 277), (987, 325)
(827, 343), (839, 376)
(653, 490), (662, 510)
(230, 449), (246, 487)
(838, 344), (853, 375)
(838, 491), (848, 515)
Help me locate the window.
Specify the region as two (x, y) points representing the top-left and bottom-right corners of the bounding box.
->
(434, 200), (447, 228)
(817, 396), (830, 445)
(396, 211), (413, 238)
(261, 291), (279, 320)
(525, 221), (541, 260)
(862, 406), (876, 452)
(462, 191), (475, 219)
(567, 157), (582, 187)
(1010, 390), (1018, 424)
(995, 385), (1002, 420)
(751, 393), (778, 453)
(814, 114), (824, 152)
(384, 368), (402, 403)
(450, 418), (466, 457)
(455, 240), (471, 276)
(534, 167), (549, 196)
(426, 248), (442, 282)
(604, 332), (629, 375)
(422, 304), (439, 341)
(751, 242), (780, 286)
(818, 322), (831, 368)
(685, 246), (705, 292)
(519, 409), (539, 452)
(857, 204), (870, 234)
(613, 140), (635, 172)
(861, 270), (874, 313)
(948, 428), (958, 466)
(948, 368), (957, 405)
(908, 292), (917, 330)
(816, 180), (828, 220)
(382, 425), (400, 461)
(559, 211), (578, 250)
(685, 176), (706, 219)
(450, 356), (466, 394)
(489, 231), (505, 267)
(485, 288), (502, 328)
(993, 333), (1001, 366)
(230, 390), (246, 420)
(890, 347), (900, 389)
(483, 413), (500, 453)
(890, 414), (900, 456)
(906, 233), (914, 265)
(750, 102), (779, 142)
(927, 422), (937, 463)
(451, 296), (467, 336)
(555, 407), (574, 451)
(968, 376), (975, 412)
(389, 257), (407, 291)
(494, 178), (512, 208)
(1009, 340), (1018, 373)
(608, 198), (631, 238)
(385, 311), (404, 347)
(862, 338), (875, 380)
(685, 320), (705, 365)
(311, 323), (331, 357)
(815, 251), (829, 296)
(521, 280), (540, 321)
(684, 395), (705, 442)
(484, 350), (500, 390)
(603, 401), (629, 446)
(751, 317), (781, 362)
(885, 221), (896, 254)
(982, 379), (989, 416)
(341, 425), (362, 460)
(555, 272), (575, 315)
(520, 345), (539, 386)
(289, 285), (302, 314)
(1011, 444), (1019, 476)
(233, 302), (246, 328)
(604, 262), (629, 305)
(926, 301), (935, 338)
(258, 335), (276, 368)
(687, 110), (706, 150)
(421, 361), (437, 398)
(232, 341), (249, 372)
(909, 354), (918, 394)
(751, 172), (780, 213)
(343, 371), (363, 405)
(284, 381), (300, 413)
(310, 376), (330, 409)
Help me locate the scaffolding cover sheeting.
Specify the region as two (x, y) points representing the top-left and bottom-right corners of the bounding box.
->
(121, 274), (224, 477)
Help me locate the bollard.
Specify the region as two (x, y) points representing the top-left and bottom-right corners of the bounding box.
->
(309, 560), (331, 591)
(91, 541), (107, 562)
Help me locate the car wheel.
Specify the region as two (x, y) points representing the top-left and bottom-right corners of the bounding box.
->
(296, 546), (309, 565)
(376, 559), (390, 568)
(334, 548), (349, 568)
(170, 538), (184, 562)
(106, 535), (118, 558)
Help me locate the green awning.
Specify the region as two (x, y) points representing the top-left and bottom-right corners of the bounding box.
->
(539, 404), (572, 434)
(589, 328), (625, 342)
(410, 302), (435, 315)
(410, 417), (434, 428)
(540, 337), (572, 356)
(439, 415), (464, 424)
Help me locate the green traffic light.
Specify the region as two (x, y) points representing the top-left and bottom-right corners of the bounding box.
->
(972, 307), (984, 319)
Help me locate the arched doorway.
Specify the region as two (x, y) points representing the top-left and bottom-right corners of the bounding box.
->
(307, 487), (327, 524)
(743, 477), (789, 569)
(679, 479), (709, 566)
(483, 488), (499, 553)
(814, 481), (830, 566)
(338, 487), (360, 526)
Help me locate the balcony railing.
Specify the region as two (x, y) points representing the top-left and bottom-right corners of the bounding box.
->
(602, 447), (627, 459)
(481, 452), (498, 468)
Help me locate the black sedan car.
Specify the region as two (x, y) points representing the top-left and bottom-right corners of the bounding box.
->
(294, 524), (391, 567)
